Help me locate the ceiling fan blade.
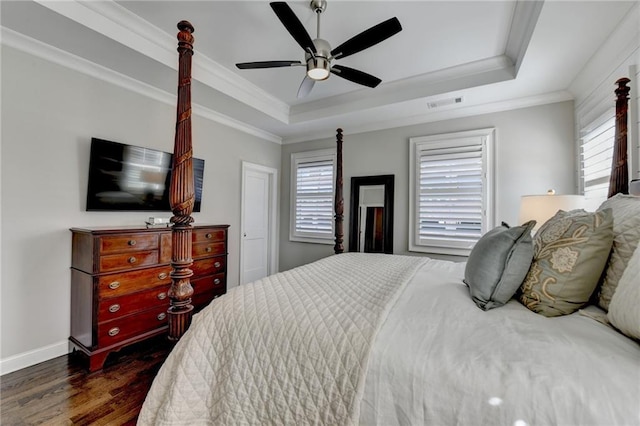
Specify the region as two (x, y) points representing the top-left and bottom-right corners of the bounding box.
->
(297, 76), (315, 98)
(236, 60), (302, 69)
(331, 65), (381, 88)
(330, 17), (402, 59)
(270, 2), (317, 54)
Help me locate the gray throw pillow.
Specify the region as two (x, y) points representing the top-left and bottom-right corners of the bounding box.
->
(464, 221), (536, 310)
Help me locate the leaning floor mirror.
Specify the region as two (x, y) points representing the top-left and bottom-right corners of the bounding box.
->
(349, 175), (394, 253)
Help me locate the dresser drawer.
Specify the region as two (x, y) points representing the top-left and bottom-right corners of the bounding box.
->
(99, 233), (160, 254)
(98, 265), (172, 297)
(192, 273), (225, 296)
(192, 256), (226, 276)
(193, 228), (226, 243)
(99, 250), (159, 273)
(98, 286), (169, 321)
(192, 242), (226, 259)
(97, 305), (168, 347)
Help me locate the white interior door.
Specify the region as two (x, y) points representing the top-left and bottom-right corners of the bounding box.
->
(240, 162), (278, 285)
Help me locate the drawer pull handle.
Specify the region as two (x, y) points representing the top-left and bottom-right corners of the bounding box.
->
(108, 327), (120, 337)
(128, 256), (137, 264)
(108, 304), (120, 313)
(205, 247), (212, 253)
(128, 239), (136, 246)
(214, 262), (221, 268)
(157, 313), (167, 321)
(214, 278), (221, 285)
(157, 292), (167, 300)
(109, 281), (120, 290)
(158, 272), (168, 280)
(205, 233), (212, 239)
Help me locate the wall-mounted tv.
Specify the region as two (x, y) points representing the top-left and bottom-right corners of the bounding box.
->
(86, 138), (204, 212)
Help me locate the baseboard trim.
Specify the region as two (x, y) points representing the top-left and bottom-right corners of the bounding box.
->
(0, 340), (69, 376)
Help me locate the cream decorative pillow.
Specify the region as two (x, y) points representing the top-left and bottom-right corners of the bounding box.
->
(607, 245), (640, 340)
(597, 194), (640, 311)
(519, 209), (613, 317)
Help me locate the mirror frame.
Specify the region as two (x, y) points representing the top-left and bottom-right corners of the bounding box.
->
(349, 174), (394, 254)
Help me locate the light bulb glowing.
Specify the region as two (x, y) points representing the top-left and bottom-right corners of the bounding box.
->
(306, 56), (330, 81)
(307, 67), (330, 80)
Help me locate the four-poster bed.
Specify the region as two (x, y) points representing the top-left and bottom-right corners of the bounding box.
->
(167, 20), (197, 341)
(145, 20), (640, 426)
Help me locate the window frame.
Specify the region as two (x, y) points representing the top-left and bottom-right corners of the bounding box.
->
(289, 148), (337, 244)
(409, 128), (495, 256)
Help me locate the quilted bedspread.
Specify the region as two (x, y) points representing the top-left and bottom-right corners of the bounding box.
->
(138, 253), (427, 425)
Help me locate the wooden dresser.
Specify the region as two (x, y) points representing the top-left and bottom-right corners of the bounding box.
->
(69, 224), (229, 371)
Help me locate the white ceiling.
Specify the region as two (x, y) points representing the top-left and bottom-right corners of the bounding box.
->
(1, 1), (636, 143)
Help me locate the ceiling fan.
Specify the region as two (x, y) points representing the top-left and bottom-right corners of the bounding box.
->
(236, 1), (402, 98)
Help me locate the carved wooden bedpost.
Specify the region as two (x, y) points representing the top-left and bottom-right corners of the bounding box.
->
(334, 128), (344, 254)
(608, 77), (630, 198)
(168, 20), (196, 341)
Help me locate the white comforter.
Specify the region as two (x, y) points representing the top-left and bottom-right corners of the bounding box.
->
(140, 254), (640, 425)
(138, 253), (427, 425)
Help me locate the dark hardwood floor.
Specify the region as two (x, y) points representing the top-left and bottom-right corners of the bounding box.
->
(0, 337), (172, 425)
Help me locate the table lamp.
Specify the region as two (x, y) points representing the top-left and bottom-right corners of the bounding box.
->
(519, 190), (586, 232)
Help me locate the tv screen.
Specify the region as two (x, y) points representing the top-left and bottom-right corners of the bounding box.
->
(86, 138), (204, 212)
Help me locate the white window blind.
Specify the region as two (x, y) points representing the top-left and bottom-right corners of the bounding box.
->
(580, 114), (615, 207)
(290, 149), (336, 244)
(409, 129), (494, 256)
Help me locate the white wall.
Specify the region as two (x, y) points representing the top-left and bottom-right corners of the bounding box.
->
(279, 101), (576, 272)
(0, 46), (281, 373)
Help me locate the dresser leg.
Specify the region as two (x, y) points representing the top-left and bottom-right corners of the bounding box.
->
(88, 351), (110, 372)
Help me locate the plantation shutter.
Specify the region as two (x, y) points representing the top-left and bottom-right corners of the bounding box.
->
(580, 114), (615, 205)
(410, 129), (493, 256)
(290, 150), (336, 243)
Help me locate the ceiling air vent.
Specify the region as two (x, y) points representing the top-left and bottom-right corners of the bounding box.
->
(427, 96), (463, 109)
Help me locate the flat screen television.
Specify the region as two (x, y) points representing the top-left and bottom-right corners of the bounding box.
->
(86, 138), (204, 212)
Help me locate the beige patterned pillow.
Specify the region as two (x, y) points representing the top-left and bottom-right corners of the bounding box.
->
(519, 209), (613, 317)
(597, 194), (640, 311)
(607, 244), (640, 340)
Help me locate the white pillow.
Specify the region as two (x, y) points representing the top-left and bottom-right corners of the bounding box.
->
(607, 244), (640, 340)
(597, 194), (640, 310)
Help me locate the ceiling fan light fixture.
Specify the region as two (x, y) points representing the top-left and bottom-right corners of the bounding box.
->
(306, 57), (330, 80)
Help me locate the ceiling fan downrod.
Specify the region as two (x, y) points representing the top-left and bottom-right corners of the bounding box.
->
(311, 0), (327, 39)
(306, 0), (330, 80)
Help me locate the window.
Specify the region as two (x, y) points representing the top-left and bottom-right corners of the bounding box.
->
(290, 149), (336, 244)
(579, 111), (615, 210)
(409, 128), (494, 256)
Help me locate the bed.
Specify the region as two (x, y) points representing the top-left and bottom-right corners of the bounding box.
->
(144, 21), (640, 425)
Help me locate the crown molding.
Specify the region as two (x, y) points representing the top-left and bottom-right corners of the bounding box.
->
(282, 90), (573, 144)
(1, 27), (282, 144)
(505, 0), (545, 74)
(33, 0), (290, 124)
(289, 55), (516, 124)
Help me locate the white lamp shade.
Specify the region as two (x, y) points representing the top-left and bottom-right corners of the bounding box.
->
(519, 194), (586, 230)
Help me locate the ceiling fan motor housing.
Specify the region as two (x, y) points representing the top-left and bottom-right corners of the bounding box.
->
(306, 38), (331, 80)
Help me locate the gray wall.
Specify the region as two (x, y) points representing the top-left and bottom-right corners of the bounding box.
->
(0, 46), (281, 371)
(280, 101), (576, 271)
